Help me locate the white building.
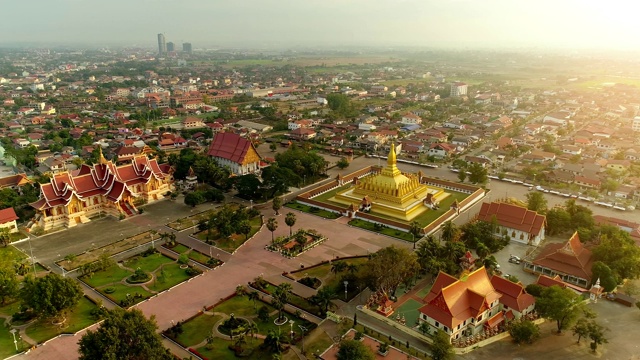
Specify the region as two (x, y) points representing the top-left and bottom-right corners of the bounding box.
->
(450, 82), (468, 97)
(401, 113), (422, 125)
(633, 116), (640, 132)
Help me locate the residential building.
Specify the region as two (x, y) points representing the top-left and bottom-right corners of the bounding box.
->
(157, 33), (167, 55)
(450, 82), (468, 97)
(523, 232), (594, 289)
(477, 202), (546, 246)
(0, 207), (19, 233)
(207, 132), (262, 176)
(289, 128), (316, 141)
(427, 143), (456, 158)
(400, 113), (422, 125)
(182, 116), (206, 129)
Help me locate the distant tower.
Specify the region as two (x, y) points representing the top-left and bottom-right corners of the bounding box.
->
(166, 42), (175, 52)
(157, 33), (167, 55)
(182, 42), (192, 54)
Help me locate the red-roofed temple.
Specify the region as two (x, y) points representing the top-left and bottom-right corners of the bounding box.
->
(30, 153), (174, 231)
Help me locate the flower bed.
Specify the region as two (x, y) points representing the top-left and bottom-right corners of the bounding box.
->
(266, 229), (326, 258)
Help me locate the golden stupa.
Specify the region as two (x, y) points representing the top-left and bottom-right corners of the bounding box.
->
(332, 144), (448, 221)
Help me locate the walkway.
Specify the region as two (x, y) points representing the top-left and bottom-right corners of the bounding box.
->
(18, 199), (407, 359)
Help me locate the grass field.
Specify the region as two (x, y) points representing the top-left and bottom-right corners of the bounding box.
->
(392, 298), (423, 328)
(212, 296), (269, 318)
(147, 263), (193, 292)
(290, 258), (369, 300)
(175, 313), (224, 347)
(0, 300), (21, 317)
(82, 265), (133, 288)
(0, 323), (29, 359)
(284, 202), (341, 219)
(0, 245), (26, 266)
(123, 253), (174, 274)
(25, 296), (98, 344)
(195, 216), (262, 253)
(194, 338), (276, 360)
(103, 283), (153, 305)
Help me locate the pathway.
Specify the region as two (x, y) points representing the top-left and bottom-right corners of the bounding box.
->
(18, 204), (404, 359)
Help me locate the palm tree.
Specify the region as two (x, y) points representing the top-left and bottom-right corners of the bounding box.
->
(310, 287), (337, 314)
(247, 322), (259, 344)
(441, 220), (459, 242)
(284, 213), (296, 236)
(266, 218), (278, 242)
(263, 329), (285, 354)
(248, 290), (260, 310)
(346, 263), (358, 274)
(331, 261), (347, 276)
(409, 220), (422, 244)
(273, 283), (292, 322)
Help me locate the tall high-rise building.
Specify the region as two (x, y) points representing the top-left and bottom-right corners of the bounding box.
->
(166, 42), (175, 52)
(157, 33), (167, 55)
(182, 42), (192, 54)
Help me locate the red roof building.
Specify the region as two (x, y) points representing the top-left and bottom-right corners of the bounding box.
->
(490, 275), (535, 317)
(0, 173), (31, 190)
(0, 207), (19, 233)
(477, 202), (546, 246)
(524, 232), (594, 289)
(418, 268), (503, 341)
(30, 153), (173, 232)
(207, 132), (262, 176)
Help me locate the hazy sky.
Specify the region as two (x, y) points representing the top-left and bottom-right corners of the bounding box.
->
(1, 0), (639, 50)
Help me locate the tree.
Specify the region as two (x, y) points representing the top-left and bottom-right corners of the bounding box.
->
(440, 221), (459, 242)
(284, 212), (296, 236)
(336, 157), (350, 170)
(237, 220), (252, 240)
(363, 246), (419, 296)
(587, 321), (608, 352)
(572, 317), (590, 344)
(263, 329), (285, 354)
(336, 339), (375, 360)
(593, 231), (640, 280)
(20, 273), (82, 320)
(310, 287), (337, 314)
(430, 330), (454, 360)
(545, 208), (571, 235)
(409, 221), (422, 243)
(184, 192), (205, 207)
(0, 229), (10, 247)
(509, 319), (540, 344)
(457, 170), (467, 183)
(590, 261), (618, 292)
(526, 192), (547, 213)
(0, 268), (18, 305)
(535, 285), (584, 333)
(272, 283), (291, 322)
(331, 261), (347, 276)
(235, 174), (262, 200)
(266, 218), (278, 242)
(272, 196), (282, 216)
(78, 308), (173, 360)
(467, 163), (488, 184)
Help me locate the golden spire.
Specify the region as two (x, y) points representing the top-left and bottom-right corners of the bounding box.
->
(98, 146), (108, 164)
(387, 142), (397, 167)
(381, 142), (401, 178)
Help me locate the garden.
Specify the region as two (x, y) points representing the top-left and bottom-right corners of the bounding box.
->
(191, 204), (263, 253)
(289, 257), (369, 302)
(284, 201), (341, 220)
(266, 229), (327, 258)
(79, 250), (201, 307)
(164, 293), (316, 360)
(167, 208), (220, 231)
(162, 242), (223, 268)
(56, 230), (162, 271)
(249, 277), (323, 317)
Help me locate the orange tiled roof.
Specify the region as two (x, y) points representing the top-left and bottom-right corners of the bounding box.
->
(477, 202), (545, 236)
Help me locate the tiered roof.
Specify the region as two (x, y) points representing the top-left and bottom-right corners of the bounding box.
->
(419, 268), (502, 329)
(532, 232), (593, 283)
(490, 275), (535, 313)
(31, 155), (168, 210)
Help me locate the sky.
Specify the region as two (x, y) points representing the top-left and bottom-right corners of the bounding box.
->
(1, 0), (639, 50)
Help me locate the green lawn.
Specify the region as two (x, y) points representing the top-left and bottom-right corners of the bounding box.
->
(285, 202), (341, 219)
(198, 216), (262, 253)
(0, 300), (21, 317)
(213, 296), (266, 318)
(175, 314), (223, 347)
(260, 284), (320, 317)
(0, 323), (29, 359)
(123, 253), (174, 273)
(0, 245), (26, 266)
(416, 284), (432, 298)
(311, 185), (351, 203)
(25, 297), (99, 344)
(103, 283), (153, 305)
(194, 338), (277, 360)
(392, 298), (423, 328)
(147, 263), (194, 292)
(166, 244), (190, 254)
(348, 219), (414, 241)
(188, 249), (213, 265)
(82, 265), (133, 288)
(291, 258), (369, 302)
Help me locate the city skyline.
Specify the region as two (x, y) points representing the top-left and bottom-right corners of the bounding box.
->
(0, 0), (639, 51)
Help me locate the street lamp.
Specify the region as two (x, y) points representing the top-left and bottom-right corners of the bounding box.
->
(289, 320), (295, 341)
(298, 325), (308, 352)
(9, 328), (17, 351)
(343, 280), (349, 301)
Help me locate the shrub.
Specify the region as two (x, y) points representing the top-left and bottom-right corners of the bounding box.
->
(185, 267), (201, 276)
(178, 254), (189, 265)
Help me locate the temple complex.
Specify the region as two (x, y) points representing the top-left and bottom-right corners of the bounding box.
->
(30, 152), (173, 231)
(332, 144), (450, 221)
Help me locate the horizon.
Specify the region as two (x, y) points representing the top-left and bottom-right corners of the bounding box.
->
(1, 0), (639, 51)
